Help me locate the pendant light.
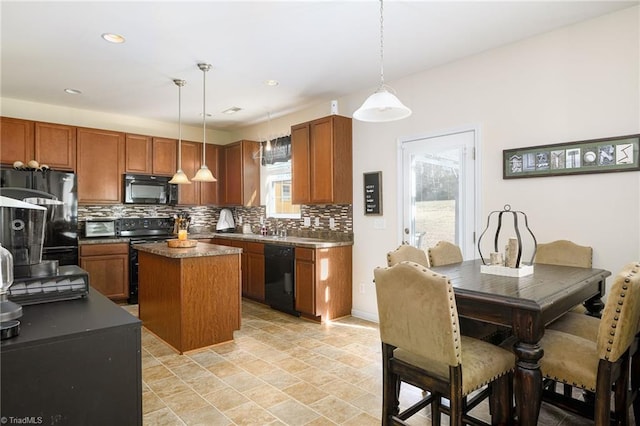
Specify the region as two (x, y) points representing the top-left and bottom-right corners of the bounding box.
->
(192, 63), (217, 182)
(353, 0), (411, 123)
(265, 111), (273, 152)
(169, 79), (191, 185)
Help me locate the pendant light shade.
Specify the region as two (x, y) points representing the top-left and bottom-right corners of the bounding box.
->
(353, 87), (411, 122)
(353, 0), (411, 123)
(169, 169), (191, 185)
(169, 79), (191, 185)
(192, 63), (217, 182)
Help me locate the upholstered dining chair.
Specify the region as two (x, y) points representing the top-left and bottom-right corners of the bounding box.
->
(428, 241), (463, 267)
(387, 244), (430, 267)
(536, 239), (596, 316)
(534, 239), (593, 268)
(544, 262), (640, 421)
(539, 262), (640, 425)
(374, 261), (515, 425)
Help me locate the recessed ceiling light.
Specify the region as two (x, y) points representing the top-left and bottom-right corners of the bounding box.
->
(222, 107), (242, 115)
(101, 33), (125, 44)
(64, 88), (82, 95)
(264, 80), (279, 87)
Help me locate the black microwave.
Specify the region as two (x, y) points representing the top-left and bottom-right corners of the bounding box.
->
(123, 174), (178, 205)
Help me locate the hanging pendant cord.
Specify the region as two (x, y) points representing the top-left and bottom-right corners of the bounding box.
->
(178, 82), (183, 166)
(202, 66), (206, 158)
(379, 0), (385, 88)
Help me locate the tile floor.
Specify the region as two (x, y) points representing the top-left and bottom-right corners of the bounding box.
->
(126, 300), (610, 425)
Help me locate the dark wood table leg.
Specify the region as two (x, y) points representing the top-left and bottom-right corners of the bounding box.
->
(513, 341), (543, 426)
(512, 311), (544, 426)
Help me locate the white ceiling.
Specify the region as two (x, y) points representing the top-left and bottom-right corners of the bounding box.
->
(1, 1), (637, 130)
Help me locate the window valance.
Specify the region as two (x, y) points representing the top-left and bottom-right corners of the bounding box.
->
(261, 136), (291, 165)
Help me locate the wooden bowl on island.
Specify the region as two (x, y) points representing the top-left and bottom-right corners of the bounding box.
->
(167, 239), (198, 248)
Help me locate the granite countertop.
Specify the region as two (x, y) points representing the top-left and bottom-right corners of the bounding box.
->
(134, 242), (242, 259)
(79, 233), (353, 249)
(188, 232), (353, 248)
(79, 237), (130, 245)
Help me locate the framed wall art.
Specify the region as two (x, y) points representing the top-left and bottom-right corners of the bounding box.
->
(363, 171), (382, 215)
(503, 134), (640, 179)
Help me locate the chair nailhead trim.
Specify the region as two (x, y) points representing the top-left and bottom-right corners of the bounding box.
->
(603, 268), (637, 360)
(467, 369), (515, 395)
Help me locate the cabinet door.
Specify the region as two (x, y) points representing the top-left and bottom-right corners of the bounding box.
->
(35, 122), (76, 171)
(178, 141), (201, 205)
(80, 254), (129, 301)
(241, 141), (261, 207)
(125, 134), (152, 174)
(152, 137), (177, 176)
(246, 242), (265, 301)
(216, 238), (248, 294)
(199, 144), (219, 205)
(291, 123), (310, 204)
(309, 117), (334, 203)
(1, 117), (34, 165)
(222, 143), (242, 205)
(77, 128), (125, 203)
(294, 247), (316, 315)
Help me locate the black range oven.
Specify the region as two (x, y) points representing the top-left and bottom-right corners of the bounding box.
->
(116, 217), (174, 304)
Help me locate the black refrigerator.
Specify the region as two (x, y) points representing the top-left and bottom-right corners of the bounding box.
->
(0, 168), (78, 266)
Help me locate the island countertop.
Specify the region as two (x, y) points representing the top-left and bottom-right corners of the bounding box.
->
(134, 241), (241, 259)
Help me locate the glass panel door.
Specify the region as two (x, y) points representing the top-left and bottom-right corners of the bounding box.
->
(401, 130), (477, 258)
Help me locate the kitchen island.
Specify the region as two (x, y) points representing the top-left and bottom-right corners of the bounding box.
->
(135, 242), (242, 354)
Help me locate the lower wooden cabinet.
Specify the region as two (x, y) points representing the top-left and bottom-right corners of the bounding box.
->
(295, 245), (352, 322)
(209, 238), (353, 319)
(245, 242), (265, 301)
(214, 238), (265, 302)
(80, 243), (129, 302)
(214, 238), (249, 295)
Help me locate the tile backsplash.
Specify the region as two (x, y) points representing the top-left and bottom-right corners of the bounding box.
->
(78, 204), (353, 241)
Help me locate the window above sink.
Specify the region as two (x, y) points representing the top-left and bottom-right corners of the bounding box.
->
(263, 160), (300, 219)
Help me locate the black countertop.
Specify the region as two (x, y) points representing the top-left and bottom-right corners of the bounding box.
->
(1, 287), (140, 350)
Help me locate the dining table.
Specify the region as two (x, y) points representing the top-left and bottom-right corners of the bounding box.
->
(430, 259), (611, 426)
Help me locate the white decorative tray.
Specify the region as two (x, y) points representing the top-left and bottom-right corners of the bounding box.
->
(480, 264), (534, 277)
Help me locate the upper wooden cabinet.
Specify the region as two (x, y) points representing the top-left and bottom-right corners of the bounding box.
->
(199, 143), (220, 205)
(291, 115), (352, 204)
(35, 122), (77, 171)
(1, 118), (78, 171)
(219, 140), (260, 207)
(177, 141), (201, 205)
(177, 141), (220, 206)
(126, 135), (184, 178)
(151, 137), (177, 176)
(77, 127), (125, 204)
(125, 134), (153, 174)
(1, 117), (34, 166)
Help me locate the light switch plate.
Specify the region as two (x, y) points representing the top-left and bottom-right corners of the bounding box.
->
(329, 218), (335, 229)
(303, 217), (311, 227)
(314, 217), (320, 227)
(373, 218), (386, 229)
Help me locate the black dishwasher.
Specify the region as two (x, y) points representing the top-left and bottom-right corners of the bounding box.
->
(264, 245), (299, 316)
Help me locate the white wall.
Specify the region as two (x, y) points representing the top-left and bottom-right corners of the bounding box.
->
(238, 6), (640, 321)
(1, 7), (638, 322)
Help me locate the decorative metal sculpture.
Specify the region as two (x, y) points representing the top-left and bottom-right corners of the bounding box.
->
(477, 204), (537, 268)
